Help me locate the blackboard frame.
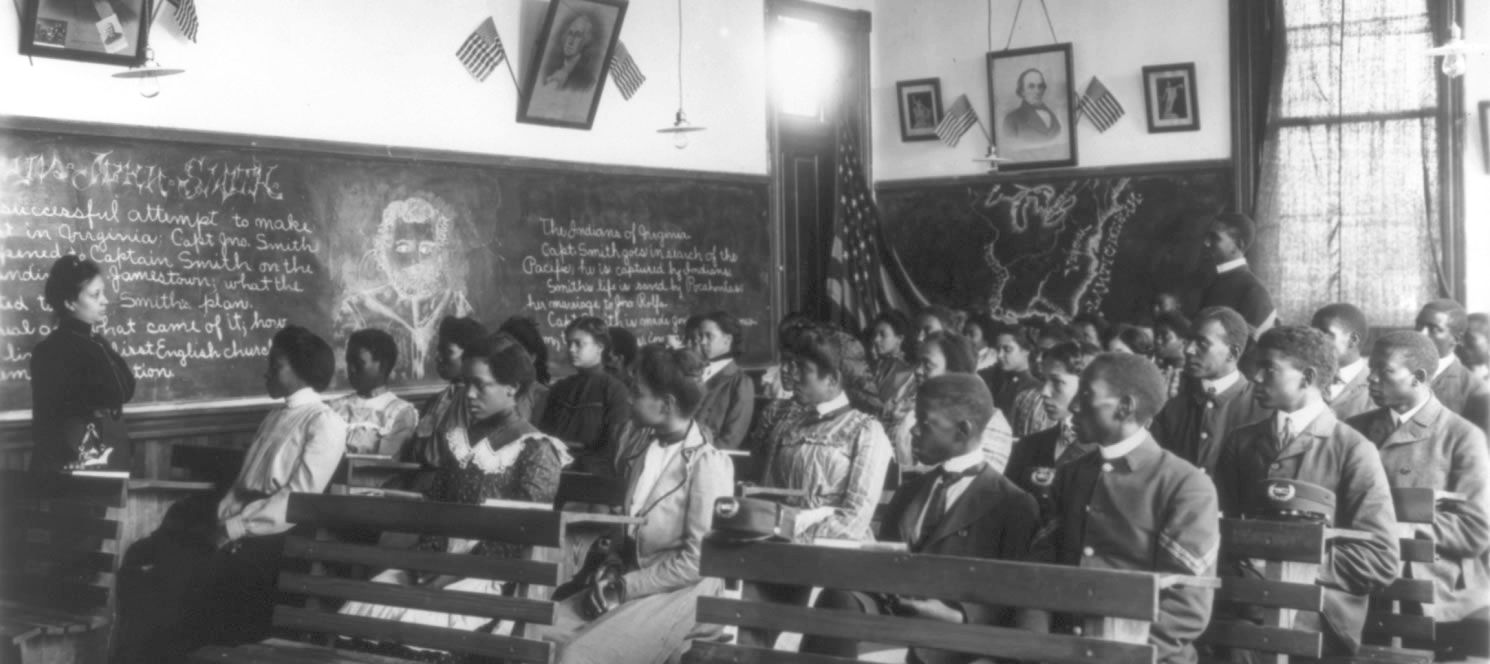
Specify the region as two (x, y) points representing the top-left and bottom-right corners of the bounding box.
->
(0, 115), (781, 435)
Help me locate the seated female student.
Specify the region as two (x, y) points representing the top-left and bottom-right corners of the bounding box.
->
(114, 325), (347, 662)
(757, 311), (816, 400)
(694, 310), (756, 450)
(964, 311), (1000, 372)
(914, 331), (1016, 472)
(869, 310), (919, 465)
(606, 326), (639, 388)
(487, 331), (549, 423)
(329, 328), (418, 455)
(539, 316), (631, 476)
(399, 316), (487, 480)
(533, 345), (733, 664)
(500, 315), (553, 386)
(985, 323), (1054, 437)
(337, 343), (570, 640)
(738, 326), (894, 649)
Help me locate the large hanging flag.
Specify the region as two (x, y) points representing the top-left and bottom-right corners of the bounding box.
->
(456, 17), (506, 82)
(827, 122), (929, 333)
(610, 41), (646, 100)
(1075, 76), (1125, 132)
(934, 94), (978, 147)
(170, 0), (198, 42)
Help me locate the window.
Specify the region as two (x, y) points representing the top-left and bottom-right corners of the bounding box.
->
(1254, 0), (1444, 327)
(770, 16), (839, 121)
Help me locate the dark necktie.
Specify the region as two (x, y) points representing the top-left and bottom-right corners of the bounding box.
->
(918, 464), (985, 546)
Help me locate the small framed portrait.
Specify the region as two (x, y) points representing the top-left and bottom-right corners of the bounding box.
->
(518, 0), (629, 131)
(896, 78), (943, 142)
(1142, 63), (1201, 133)
(20, 0), (151, 66)
(987, 43), (1077, 170)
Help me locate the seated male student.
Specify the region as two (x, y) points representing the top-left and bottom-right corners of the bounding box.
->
(1345, 331), (1489, 660)
(1031, 353), (1219, 664)
(1150, 306), (1268, 474)
(114, 325), (348, 662)
(1311, 303), (1373, 421)
(1460, 312), (1490, 382)
(800, 373), (1042, 662)
(329, 328), (418, 455)
(1416, 299), (1490, 433)
(1004, 341), (1100, 511)
(1213, 326), (1398, 656)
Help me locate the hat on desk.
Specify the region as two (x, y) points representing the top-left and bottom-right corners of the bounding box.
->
(1258, 479), (1336, 525)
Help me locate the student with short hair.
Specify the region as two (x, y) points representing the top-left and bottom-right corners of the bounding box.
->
(964, 311), (1000, 371)
(1345, 331), (1489, 660)
(1416, 299), (1490, 432)
(1031, 353), (1219, 664)
(535, 345), (734, 663)
(693, 310), (755, 450)
(1152, 310), (1191, 399)
(1311, 303), (1373, 420)
(1070, 312), (1109, 349)
(1105, 323), (1156, 359)
(800, 374), (1042, 660)
(330, 328), (418, 456)
(984, 323), (1055, 437)
(1150, 306), (1268, 474)
(1198, 212), (1277, 336)
(914, 332), (1016, 471)
(539, 316), (633, 476)
(1005, 341), (1101, 509)
(1214, 326), (1399, 656)
(915, 304), (957, 343)
(401, 316), (487, 474)
(115, 325), (349, 660)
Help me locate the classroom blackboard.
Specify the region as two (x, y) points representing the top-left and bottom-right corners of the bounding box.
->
(0, 119), (773, 413)
(878, 162), (1232, 323)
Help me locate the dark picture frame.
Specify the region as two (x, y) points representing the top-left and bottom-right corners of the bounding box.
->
(20, 0), (151, 66)
(517, 0), (629, 131)
(896, 78), (943, 142)
(987, 43), (1077, 170)
(1141, 63), (1200, 133)
(1480, 100), (1489, 174)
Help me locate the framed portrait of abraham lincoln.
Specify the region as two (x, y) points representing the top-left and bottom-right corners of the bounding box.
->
(518, 0), (629, 131)
(986, 43), (1077, 170)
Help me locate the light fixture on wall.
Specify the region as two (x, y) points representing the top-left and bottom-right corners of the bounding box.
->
(112, 47), (184, 98)
(656, 0), (706, 149)
(1427, 23), (1488, 79)
(972, 144), (1013, 172)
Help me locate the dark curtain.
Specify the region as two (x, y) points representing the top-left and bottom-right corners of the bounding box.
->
(1230, 0), (1287, 217)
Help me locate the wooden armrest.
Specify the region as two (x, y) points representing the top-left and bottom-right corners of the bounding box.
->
(560, 512), (646, 527)
(810, 538), (907, 552)
(126, 480), (216, 491)
(1158, 575), (1222, 590)
(1325, 527), (1374, 542)
(344, 487), (425, 500)
(1436, 490), (1468, 503)
(480, 498), (553, 511)
(722, 450), (751, 458)
(738, 486), (809, 499)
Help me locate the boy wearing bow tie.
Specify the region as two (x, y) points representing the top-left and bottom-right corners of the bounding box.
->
(800, 373), (1041, 662)
(1214, 326), (1398, 656)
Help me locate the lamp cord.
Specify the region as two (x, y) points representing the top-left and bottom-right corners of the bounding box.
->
(676, 0), (684, 113)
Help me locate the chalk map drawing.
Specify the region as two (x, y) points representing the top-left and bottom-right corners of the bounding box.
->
(879, 168), (1230, 322)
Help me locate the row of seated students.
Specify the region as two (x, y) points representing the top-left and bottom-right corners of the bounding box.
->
(111, 294), (1489, 663)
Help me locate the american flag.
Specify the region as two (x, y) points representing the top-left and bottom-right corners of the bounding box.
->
(827, 122), (928, 332)
(1075, 76), (1125, 132)
(610, 41), (646, 100)
(456, 17), (506, 82)
(934, 94), (978, 147)
(170, 0), (198, 42)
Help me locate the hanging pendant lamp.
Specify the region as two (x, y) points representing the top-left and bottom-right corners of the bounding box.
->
(1427, 23), (1487, 79)
(656, 0), (706, 148)
(112, 47), (184, 98)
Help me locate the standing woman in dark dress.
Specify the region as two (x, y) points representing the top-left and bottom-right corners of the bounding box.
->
(29, 255), (136, 473)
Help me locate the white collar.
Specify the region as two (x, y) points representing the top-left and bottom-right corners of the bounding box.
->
(1336, 358), (1366, 385)
(1215, 257), (1248, 274)
(939, 448), (985, 474)
(815, 392), (851, 415)
(1201, 370), (1242, 395)
(1100, 428), (1148, 459)
(1275, 398), (1328, 437)
(652, 422), (706, 451)
(349, 390), (397, 407)
(1393, 397), (1431, 427)
(1435, 355), (1456, 379)
(285, 387), (321, 408)
(702, 357), (733, 382)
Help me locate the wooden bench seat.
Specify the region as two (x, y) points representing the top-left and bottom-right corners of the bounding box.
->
(685, 537), (1198, 664)
(187, 492), (571, 664)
